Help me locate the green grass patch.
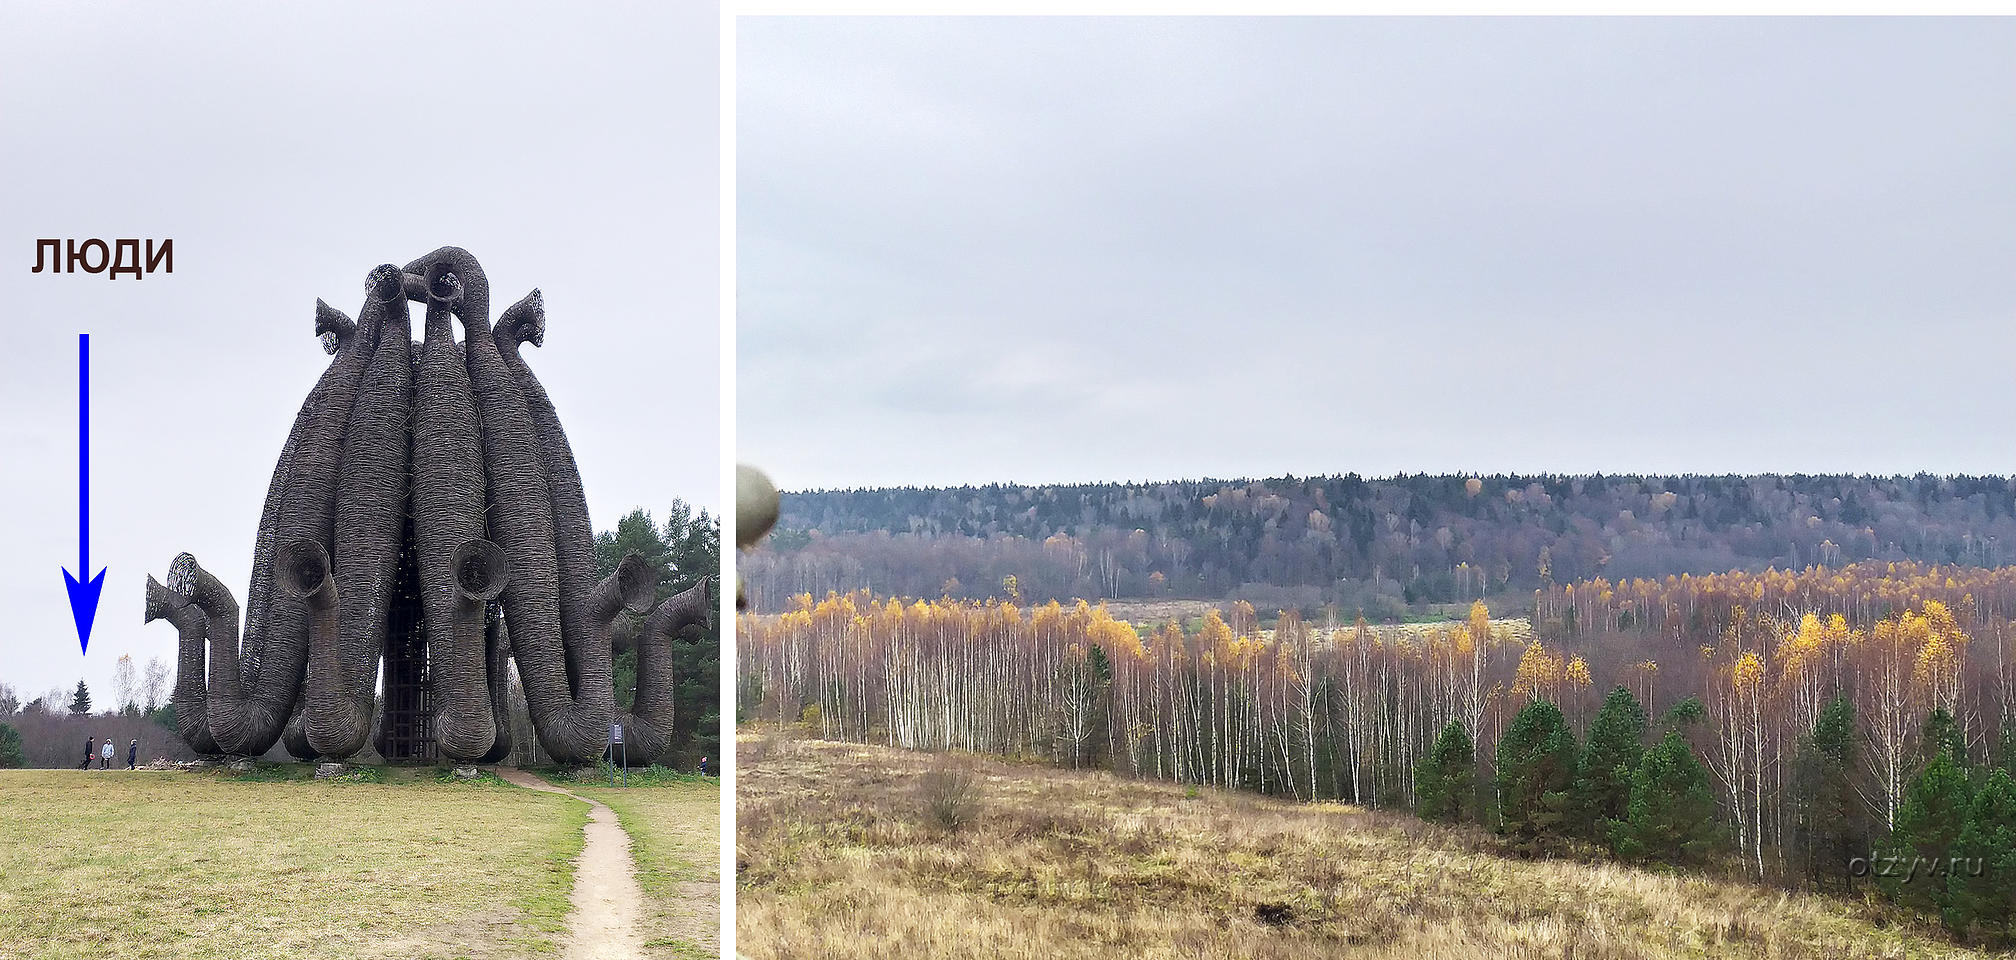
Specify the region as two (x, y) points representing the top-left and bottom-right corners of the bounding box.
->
(536, 762), (718, 789)
(0, 768), (587, 959)
(641, 937), (715, 959)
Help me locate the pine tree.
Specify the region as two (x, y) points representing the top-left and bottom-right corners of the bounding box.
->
(1794, 695), (1867, 890)
(68, 679), (91, 715)
(1574, 686), (1648, 838)
(1947, 768), (2016, 945)
(0, 723), (23, 769)
(1084, 642), (1114, 768)
(1924, 707), (1967, 766)
(1879, 745), (1973, 917)
(1662, 695), (1705, 728)
(1416, 720), (1476, 824)
(1497, 699), (1577, 846)
(1611, 730), (1722, 863)
(1086, 642), (1114, 684)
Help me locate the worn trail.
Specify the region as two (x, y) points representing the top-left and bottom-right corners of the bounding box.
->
(499, 768), (647, 960)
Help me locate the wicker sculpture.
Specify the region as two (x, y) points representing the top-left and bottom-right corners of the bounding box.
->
(143, 248), (708, 765)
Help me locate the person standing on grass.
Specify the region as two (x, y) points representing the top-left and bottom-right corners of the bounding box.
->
(127, 739), (138, 770)
(81, 736), (95, 770)
(699, 756), (709, 776)
(100, 738), (114, 769)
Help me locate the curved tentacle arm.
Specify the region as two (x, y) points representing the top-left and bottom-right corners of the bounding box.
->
(475, 603), (515, 765)
(166, 553), (295, 755)
(411, 260), (506, 762)
(494, 287), (623, 761)
(398, 271), (431, 304)
(313, 299), (356, 356)
(433, 540), (510, 760)
(145, 573), (221, 755)
(451, 251), (612, 762)
(200, 267), (397, 761)
(237, 296), (368, 710)
(281, 696), (317, 762)
(622, 576), (711, 766)
(498, 288), (545, 348)
(272, 539), (345, 760)
(403, 246), (490, 323)
(315, 269), (415, 759)
(561, 552), (655, 758)
(592, 553), (659, 625)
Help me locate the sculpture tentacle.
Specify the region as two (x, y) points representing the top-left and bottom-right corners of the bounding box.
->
(312, 267), (414, 758)
(281, 697), (317, 762)
(273, 539), (340, 766)
(624, 577), (710, 765)
(497, 290), (607, 689)
(238, 298), (349, 688)
(411, 259), (505, 761)
(477, 603), (515, 764)
(498, 289), (614, 749)
(435, 248), (611, 763)
(165, 553), (287, 756)
(145, 574), (220, 756)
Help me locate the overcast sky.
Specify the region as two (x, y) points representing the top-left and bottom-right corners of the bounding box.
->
(0, 2), (717, 706)
(738, 17), (2015, 496)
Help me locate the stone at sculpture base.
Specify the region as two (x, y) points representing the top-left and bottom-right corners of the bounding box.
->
(454, 766), (481, 779)
(315, 762), (348, 779)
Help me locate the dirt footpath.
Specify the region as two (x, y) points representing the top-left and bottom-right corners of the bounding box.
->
(498, 768), (647, 960)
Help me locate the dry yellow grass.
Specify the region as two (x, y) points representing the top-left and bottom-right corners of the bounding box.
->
(573, 783), (721, 959)
(737, 734), (1992, 960)
(0, 768), (585, 960)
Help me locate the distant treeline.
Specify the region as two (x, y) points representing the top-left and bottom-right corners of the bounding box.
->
(743, 473), (2016, 614)
(0, 708), (197, 769)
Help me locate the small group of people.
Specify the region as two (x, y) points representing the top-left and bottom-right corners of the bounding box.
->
(78, 736), (138, 770)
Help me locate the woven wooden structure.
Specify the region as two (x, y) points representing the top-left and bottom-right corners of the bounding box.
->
(144, 248), (707, 764)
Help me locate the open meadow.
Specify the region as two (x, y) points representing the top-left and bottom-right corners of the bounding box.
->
(0, 765), (716, 960)
(736, 735), (1994, 960)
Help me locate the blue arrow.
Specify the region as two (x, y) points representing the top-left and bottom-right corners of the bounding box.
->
(61, 332), (105, 654)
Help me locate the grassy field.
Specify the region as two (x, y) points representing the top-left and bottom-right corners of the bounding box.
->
(737, 734), (1992, 960)
(574, 780), (721, 960)
(0, 767), (586, 960)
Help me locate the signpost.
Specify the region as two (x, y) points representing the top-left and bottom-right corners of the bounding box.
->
(610, 722), (626, 786)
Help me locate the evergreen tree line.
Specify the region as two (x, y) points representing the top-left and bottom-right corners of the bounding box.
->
(1417, 690), (2016, 945)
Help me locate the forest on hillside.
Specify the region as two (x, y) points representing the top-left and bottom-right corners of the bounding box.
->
(742, 474), (2016, 615)
(741, 561), (2016, 944)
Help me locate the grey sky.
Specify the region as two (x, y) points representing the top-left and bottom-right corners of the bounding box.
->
(738, 17), (2015, 495)
(0, 2), (718, 706)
